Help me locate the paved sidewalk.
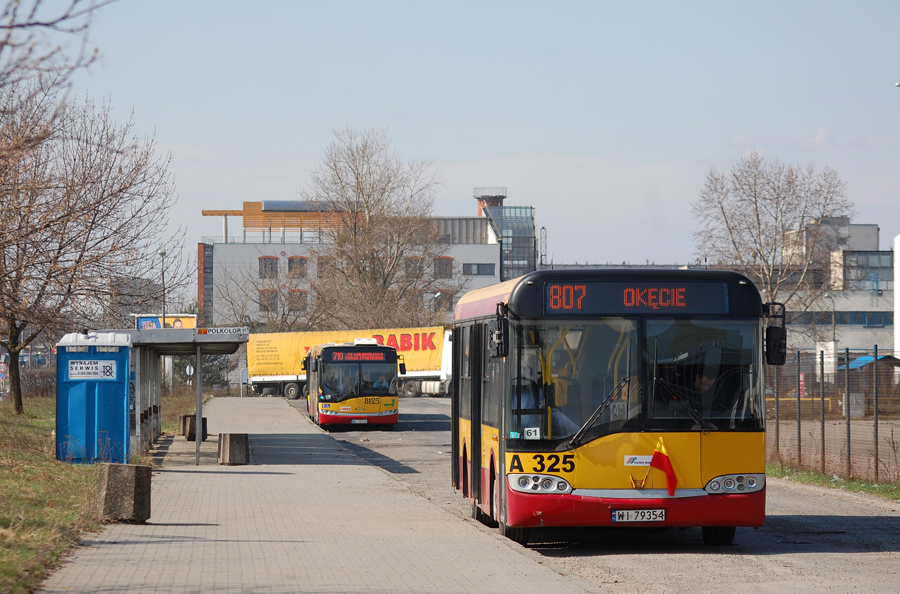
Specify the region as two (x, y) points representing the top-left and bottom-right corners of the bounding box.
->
(38, 397), (603, 594)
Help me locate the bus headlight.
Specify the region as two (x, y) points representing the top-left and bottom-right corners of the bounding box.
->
(705, 473), (765, 495)
(508, 474), (572, 495)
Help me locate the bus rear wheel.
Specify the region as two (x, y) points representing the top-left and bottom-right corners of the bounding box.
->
(701, 526), (735, 546)
(499, 522), (530, 546)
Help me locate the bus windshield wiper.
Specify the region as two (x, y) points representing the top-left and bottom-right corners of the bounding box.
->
(568, 377), (629, 448)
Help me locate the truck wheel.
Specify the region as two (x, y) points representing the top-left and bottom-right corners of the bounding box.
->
(403, 381), (418, 398)
(284, 383), (300, 400)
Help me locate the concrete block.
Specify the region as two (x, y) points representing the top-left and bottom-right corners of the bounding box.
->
(218, 433), (249, 465)
(184, 416), (208, 441)
(95, 463), (151, 523)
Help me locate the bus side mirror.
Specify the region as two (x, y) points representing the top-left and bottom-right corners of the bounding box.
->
(763, 301), (786, 366)
(489, 317), (508, 358)
(399, 363), (407, 375)
(765, 326), (786, 366)
(301, 359), (307, 372)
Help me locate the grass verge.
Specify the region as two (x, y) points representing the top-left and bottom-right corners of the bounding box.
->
(767, 462), (900, 501)
(0, 397), (101, 594)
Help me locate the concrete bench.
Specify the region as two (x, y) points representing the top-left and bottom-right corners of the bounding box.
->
(182, 415), (208, 442)
(218, 433), (249, 465)
(95, 463), (151, 523)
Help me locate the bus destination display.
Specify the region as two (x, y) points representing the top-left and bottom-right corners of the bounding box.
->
(328, 350), (388, 362)
(544, 281), (729, 315)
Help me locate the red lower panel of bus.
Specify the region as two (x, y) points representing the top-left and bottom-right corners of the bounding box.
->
(318, 413), (398, 426)
(505, 484), (766, 528)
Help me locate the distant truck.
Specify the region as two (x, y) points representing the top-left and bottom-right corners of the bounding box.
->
(246, 326), (451, 398)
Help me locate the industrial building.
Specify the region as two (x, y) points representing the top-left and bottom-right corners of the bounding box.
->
(198, 189), (538, 327)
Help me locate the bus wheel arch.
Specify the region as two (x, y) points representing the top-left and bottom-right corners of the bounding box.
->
(486, 458), (499, 528)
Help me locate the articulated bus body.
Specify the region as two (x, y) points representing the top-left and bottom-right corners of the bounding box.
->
(304, 340), (401, 428)
(451, 269), (785, 546)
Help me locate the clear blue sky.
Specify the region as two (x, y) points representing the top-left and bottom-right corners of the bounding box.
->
(69, 1), (900, 266)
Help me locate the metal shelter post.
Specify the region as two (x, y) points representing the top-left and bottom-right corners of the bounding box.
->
(195, 345), (202, 466)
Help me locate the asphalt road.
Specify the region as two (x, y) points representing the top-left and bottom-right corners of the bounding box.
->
(289, 396), (900, 593)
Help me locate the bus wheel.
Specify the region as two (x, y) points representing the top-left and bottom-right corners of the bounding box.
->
(284, 383), (300, 400)
(701, 526), (736, 546)
(499, 522), (530, 546)
(403, 381), (418, 398)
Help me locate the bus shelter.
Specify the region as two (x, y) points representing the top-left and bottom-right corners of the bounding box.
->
(112, 327), (248, 461)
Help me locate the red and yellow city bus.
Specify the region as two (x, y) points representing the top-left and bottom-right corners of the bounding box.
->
(304, 339), (405, 429)
(451, 269), (786, 545)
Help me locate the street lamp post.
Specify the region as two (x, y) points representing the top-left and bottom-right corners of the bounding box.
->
(159, 249), (167, 327)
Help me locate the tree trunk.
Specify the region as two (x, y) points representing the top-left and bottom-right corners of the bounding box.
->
(7, 319), (24, 415)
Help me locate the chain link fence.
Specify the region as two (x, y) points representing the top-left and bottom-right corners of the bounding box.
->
(766, 347), (900, 482)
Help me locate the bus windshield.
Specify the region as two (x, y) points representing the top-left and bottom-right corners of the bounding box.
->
(508, 318), (640, 441)
(506, 317), (763, 443)
(319, 362), (398, 401)
(647, 319), (761, 429)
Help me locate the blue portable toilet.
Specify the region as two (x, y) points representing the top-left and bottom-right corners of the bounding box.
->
(56, 332), (132, 464)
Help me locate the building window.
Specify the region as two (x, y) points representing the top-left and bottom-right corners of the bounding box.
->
(287, 256), (308, 278)
(288, 290), (308, 312)
(259, 256), (278, 279)
(258, 289), (278, 313)
(433, 257), (453, 279)
(463, 263), (495, 276)
(405, 257), (425, 278)
(788, 311), (894, 327)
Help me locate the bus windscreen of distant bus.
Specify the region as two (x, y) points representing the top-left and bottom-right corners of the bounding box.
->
(319, 350), (398, 401)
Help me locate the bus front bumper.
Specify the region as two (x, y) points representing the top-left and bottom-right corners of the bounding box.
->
(506, 485), (766, 529)
(318, 410), (398, 426)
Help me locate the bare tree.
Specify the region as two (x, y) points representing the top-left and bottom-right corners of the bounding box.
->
(0, 91), (187, 414)
(692, 151), (854, 337)
(299, 127), (464, 330)
(0, 0), (105, 155)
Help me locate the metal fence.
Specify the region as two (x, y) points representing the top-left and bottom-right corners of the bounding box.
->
(766, 347), (900, 483)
